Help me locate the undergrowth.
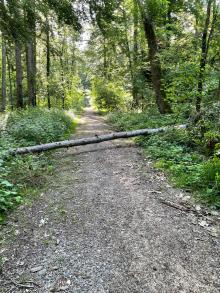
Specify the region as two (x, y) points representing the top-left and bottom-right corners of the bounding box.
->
(6, 108), (76, 146)
(0, 108), (76, 222)
(107, 111), (220, 209)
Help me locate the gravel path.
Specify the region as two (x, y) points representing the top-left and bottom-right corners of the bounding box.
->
(0, 110), (220, 293)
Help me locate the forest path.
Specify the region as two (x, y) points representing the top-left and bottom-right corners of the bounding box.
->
(1, 109), (220, 293)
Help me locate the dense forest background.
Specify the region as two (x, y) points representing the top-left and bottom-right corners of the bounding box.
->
(1, 0), (220, 217)
(1, 0), (220, 114)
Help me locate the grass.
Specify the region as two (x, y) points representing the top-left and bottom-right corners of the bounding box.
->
(107, 111), (220, 209)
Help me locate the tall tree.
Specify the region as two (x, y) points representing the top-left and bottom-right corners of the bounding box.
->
(46, 17), (51, 109)
(25, 0), (37, 106)
(136, 0), (171, 114)
(1, 34), (7, 112)
(7, 52), (14, 110)
(132, 0), (139, 107)
(15, 40), (23, 108)
(0, 0), (7, 112)
(196, 0), (217, 112)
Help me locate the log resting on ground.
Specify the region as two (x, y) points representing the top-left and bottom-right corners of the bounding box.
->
(10, 124), (187, 155)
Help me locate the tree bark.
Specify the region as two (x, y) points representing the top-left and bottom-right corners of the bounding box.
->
(132, 0), (139, 107)
(60, 55), (65, 109)
(11, 124), (187, 155)
(216, 76), (220, 98)
(196, 0), (213, 112)
(103, 37), (108, 80)
(7, 53), (14, 110)
(46, 18), (51, 109)
(143, 17), (171, 114)
(26, 40), (36, 106)
(26, 2), (37, 107)
(136, 0), (171, 114)
(15, 40), (23, 108)
(1, 35), (6, 112)
(122, 7), (138, 106)
(60, 35), (66, 109)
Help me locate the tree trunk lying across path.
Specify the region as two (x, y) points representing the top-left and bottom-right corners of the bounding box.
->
(10, 124), (187, 155)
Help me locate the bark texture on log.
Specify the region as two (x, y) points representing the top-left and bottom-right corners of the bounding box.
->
(10, 125), (187, 155)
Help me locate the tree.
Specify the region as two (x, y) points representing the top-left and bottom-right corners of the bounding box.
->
(0, 0), (7, 112)
(15, 40), (23, 108)
(1, 34), (6, 112)
(46, 17), (51, 109)
(196, 0), (217, 112)
(136, 0), (172, 114)
(24, 0), (37, 106)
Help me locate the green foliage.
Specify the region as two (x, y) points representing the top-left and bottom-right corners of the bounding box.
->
(9, 153), (54, 187)
(46, 0), (81, 29)
(6, 108), (75, 146)
(108, 111), (220, 208)
(92, 78), (128, 111)
(0, 108), (75, 219)
(0, 179), (21, 213)
(145, 0), (169, 20)
(108, 110), (184, 130)
(0, 138), (21, 215)
(203, 131), (220, 154)
(65, 76), (85, 111)
(198, 157), (220, 207)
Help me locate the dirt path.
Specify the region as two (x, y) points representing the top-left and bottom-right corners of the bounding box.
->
(0, 110), (220, 293)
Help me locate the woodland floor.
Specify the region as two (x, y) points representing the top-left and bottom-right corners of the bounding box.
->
(0, 109), (220, 293)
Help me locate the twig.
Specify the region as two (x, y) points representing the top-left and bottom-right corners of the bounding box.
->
(22, 280), (41, 287)
(158, 199), (190, 213)
(149, 190), (162, 194)
(2, 272), (40, 289)
(6, 278), (35, 289)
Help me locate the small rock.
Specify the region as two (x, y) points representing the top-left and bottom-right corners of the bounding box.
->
(177, 192), (184, 198)
(30, 266), (44, 273)
(195, 205), (201, 211)
(38, 268), (47, 276)
(14, 229), (20, 235)
(182, 195), (191, 202)
(199, 220), (209, 227)
(59, 285), (70, 291)
(210, 210), (219, 216)
(210, 227), (219, 237)
(39, 218), (48, 227)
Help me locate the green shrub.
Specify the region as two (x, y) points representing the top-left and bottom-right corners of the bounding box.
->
(0, 179), (22, 213)
(107, 111), (184, 130)
(0, 108), (76, 220)
(201, 157), (220, 187)
(65, 76), (85, 111)
(0, 136), (50, 219)
(6, 108), (76, 146)
(0, 136), (20, 217)
(203, 131), (220, 154)
(107, 111), (220, 208)
(92, 78), (127, 111)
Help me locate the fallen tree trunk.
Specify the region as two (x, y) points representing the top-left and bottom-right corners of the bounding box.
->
(10, 124), (187, 155)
